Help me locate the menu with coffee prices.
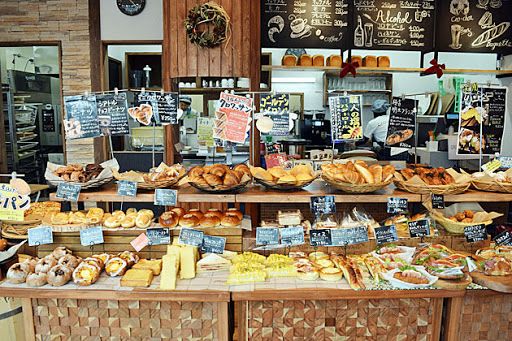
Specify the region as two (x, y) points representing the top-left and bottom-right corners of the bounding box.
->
(214, 93), (253, 144)
(437, 0), (512, 54)
(310, 195), (336, 218)
(494, 230), (512, 246)
(80, 227), (104, 246)
(310, 229), (332, 247)
(457, 85), (507, 155)
(28, 226), (53, 247)
(178, 228), (204, 247)
(146, 228), (171, 245)
(408, 219), (431, 238)
(329, 95), (363, 142)
(56, 183), (81, 202)
(260, 94), (290, 136)
(374, 225), (399, 245)
(385, 97), (417, 149)
(256, 227), (280, 246)
(261, 0), (349, 49)
(95, 93), (130, 136)
(353, 0), (435, 51)
(330, 226), (369, 246)
(387, 197), (408, 214)
(201, 235), (226, 254)
(280, 226), (305, 246)
(64, 95), (101, 139)
(117, 180), (137, 197)
(464, 224), (488, 243)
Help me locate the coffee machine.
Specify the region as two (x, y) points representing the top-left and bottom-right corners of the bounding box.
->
(300, 110), (331, 146)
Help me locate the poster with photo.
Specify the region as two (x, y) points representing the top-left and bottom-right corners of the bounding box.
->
(63, 95), (101, 139)
(213, 93), (253, 144)
(260, 94), (290, 136)
(329, 95), (363, 142)
(385, 97), (417, 149)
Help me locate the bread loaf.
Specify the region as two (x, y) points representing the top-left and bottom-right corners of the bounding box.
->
(363, 56), (377, 67)
(299, 54), (313, 66)
(312, 55), (324, 66)
(378, 56), (390, 67)
(282, 55), (297, 66)
(326, 55), (342, 67)
(348, 55), (362, 67)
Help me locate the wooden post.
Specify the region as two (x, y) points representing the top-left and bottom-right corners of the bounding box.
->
(21, 298), (35, 341)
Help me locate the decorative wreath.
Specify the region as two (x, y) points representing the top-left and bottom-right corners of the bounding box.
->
(184, 2), (231, 49)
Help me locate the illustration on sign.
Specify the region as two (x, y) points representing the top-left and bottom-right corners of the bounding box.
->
(329, 95), (363, 142)
(386, 97), (417, 149)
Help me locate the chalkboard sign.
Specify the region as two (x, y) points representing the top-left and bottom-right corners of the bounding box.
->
(63, 95), (101, 139)
(154, 189), (178, 206)
(375, 225), (399, 245)
(353, 0), (436, 51)
(280, 226), (305, 246)
(28, 226), (53, 246)
(464, 224), (487, 243)
(329, 95), (363, 142)
(498, 156), (512, 169)
(80, 227), (104, 246)
(387, 197), (408, 214)
(201, 235), (226, 254)
(408, 219), (431, 238)
(431, 194), (445, 209)
(331, 226), (369, 246)
(385, 97), (417, 149)
(310, 229), (332, 246)
(117, 180), (137, 197)
(494, 230), (512, 246)
(437, 0), (512, 54)
(261, 0), (349, 48)
(260, 94), (291, 136)
(178, 228), (204, 247)
(96, 93), (130, 136)
(146, 228), (171, 245)
(137, 92), (179, 124)
(256, 227), (280, 246)
(56, 183), (81, 202)
(310, 195), (336, 218)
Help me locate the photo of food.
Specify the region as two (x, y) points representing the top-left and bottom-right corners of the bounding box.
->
(458, 128), (486, 154)
(63, 118), (82, 139)
(128, 104), (154, 126)
(460, 105), (487, 128)
(386, 129), (414, 146)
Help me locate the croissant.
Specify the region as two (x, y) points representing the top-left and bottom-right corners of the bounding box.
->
(223, 173), (239, 186)
(343, 171), (361, 184)
(382, 165), (395, 181)
(369, 164), (383, 183)
(210, 165), (226, 177)
(204, 174), (223, 187)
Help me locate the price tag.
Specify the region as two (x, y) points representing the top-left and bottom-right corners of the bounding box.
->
(146, 228), (171, 245)
(28, 226), (53, 246)
(256, 227), (279, 246)
(309, 229), (332, 247)
(497, 157), (512, 169)
(494, 231), (512, 246)
(56, 183), (81, 202)
(201, 235), (226, 254)
(464, 224), (487, 243)
(481, 159), (501, 173)
(80, 226), (104, 246)
(154, 189), (178, 206)
(431, 194), (445, 209)
(117, 180), (137, 197)
(375, 225), (399, 245)
(310, 195), (336, 218)
(330, 226), (369, 246)
(387, 198), (408, 214)
(178, 228), (204, 247)
(408, 219), (431, 238)
(280, 226), (305, 246)
(130, 233), (149, 252)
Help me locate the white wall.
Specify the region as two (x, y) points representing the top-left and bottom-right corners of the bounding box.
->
(100, 0), (163, 41)
(0, 46), (59, 81)
(107, 45), (162, 88)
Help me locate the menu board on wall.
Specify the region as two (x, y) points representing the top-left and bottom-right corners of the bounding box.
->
(96, 93), (130, 136)
(329, 95), (363, 142)
(63, 95), (101, 140)
(353, 0), (435, 51)
(437, 0), (512, 53)
(261, 0), (349, 48)
(260, 94), (290, 136)
(457, 85), (508, 155)
(385, 97), (417, 149)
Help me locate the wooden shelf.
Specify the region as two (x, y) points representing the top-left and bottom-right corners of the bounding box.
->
(262, 65), (512, 76)
(179, 87), (249, 94)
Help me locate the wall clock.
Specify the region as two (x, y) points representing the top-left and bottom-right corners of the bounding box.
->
(117, 0), (146, 16)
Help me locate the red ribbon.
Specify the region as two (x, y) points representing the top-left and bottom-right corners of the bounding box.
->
(422, 58), (445, 78)
(339, 61), (359, 78)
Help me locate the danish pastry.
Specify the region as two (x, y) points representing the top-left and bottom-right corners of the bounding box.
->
(118, 251), (139, 267)
(105, 257), (128, 277)
(72, 263), (100, 286)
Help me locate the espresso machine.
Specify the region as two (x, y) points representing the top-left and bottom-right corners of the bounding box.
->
(300, 110), (331, 147)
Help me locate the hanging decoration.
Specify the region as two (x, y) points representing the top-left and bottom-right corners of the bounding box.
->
(421, 59), (446, 78)
(339, 61), (359, 78)
(184, 2), (231, 49)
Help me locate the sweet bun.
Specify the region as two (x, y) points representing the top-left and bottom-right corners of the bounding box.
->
(47, 265), (72, 286)
(51, 212), (69, 225)
(52, 246), (72, 260)
(87, 208), (104, 217)
(138, 209), (154, 219)
(187, 209), (204, 220)
(159, 211), (179, 227)
(199, 216), (221, 227)
(204, 210), (223, 220)
(69, 212), (87, 224)
(93, 254), (110, 265)
(112, 210), (125, 220)
(105, 257), (128, 277)
(58, 254), (80, 269)
(180, 214), (199, 227)
(73, 263), (100, 286)
(83, 257), (104, 271)
(6, 263), (30, 284)
(226, 208), (243, 220)
(104, 216), (121, 228)
(170, 207), (186, 218)
(320, 268), (343, 281)
(135, 213), (152, 228)
(118, 251), (139, 266)
(126, 208), (137, 215)
(220, 215), (241, 227)
(121, 216), (136, 228)
(26, 272), (48, 287)
(309, 252), (329, 261)
(35, 257), (57, 273)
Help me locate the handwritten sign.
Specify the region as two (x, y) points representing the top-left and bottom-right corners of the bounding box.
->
(387, 197), (408, 214)
(56, 183), (81, 202)
(310, 229), (332, 247)
(136, 91), (179, 124)
(375, 225), (399, 245)
(213, 93), (253, 144)
(28, 226), (53, 246)
(179, 228), (204, 247)
(63, 95), (100, 139)
(329, 95), (363, 142)
(96, 93), (130, 136)
(80, 227), (104, 246)
(464, 224), (488, 243)
(431, 194), (445, 209)
(408, 219), (431, 238)
(201, 235), (226, 254)
(117, 180), (137, 197)
(498, 156), (512, 169)
(256, 227), (280, 246)
(146, 228), (171, 245)
(310, 195), (336, 218)
(197, 117), (215, 147)
(280, 226), (305, 246)
(494, 230), (512, 246)
(154, 189), (177, 206)
(386, 97), (417, 149)
(130, 233), (149, 252)
(330, 226), (369, 246)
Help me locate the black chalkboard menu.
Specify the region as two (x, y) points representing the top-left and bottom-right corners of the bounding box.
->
(136, 92), (179, 125)
(63, 95), (101, 139)
(385, 97), (417, 149)
(260, 94), (290, 136)
(329, 95), (363, 142)
(353, 0), (436, 51)
(261, 0), (349, 48)
(96, 93), (130, 136)
(437, 0), (512, 54)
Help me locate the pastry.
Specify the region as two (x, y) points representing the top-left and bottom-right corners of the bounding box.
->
(354, 163), (375, 184)
(126, 208), (137, 215)
(320, 267), (343, 281)
(26, 272), (48, 287)
(312, 55), (324, 66)
(393, 266), (430, 285)
(6, 263), (31, 284)
(180, 214), (199, 227)
(326, 55), (342, 67)
(309, 252), (329, 261)
(35, 257), (57, 273)
(69, 211), (87, 224)
(189, 164), (251, 189)
(363, 55), (377, 67)
(135, 213), (152, 228)
(58, 254), (80, 269)
(297, 269), (320, 281)
(83, 257), (104, 271)
(199, 216), (221, 227)
(52, 247), (72, 260)
(47, 265), (72, 286)
(104, 216), (121, 228)
(187, 209), (204, 220)
(204, 209), (223, 220)
(121, 216), (136, 228)
(105, 257), (128, 277)
(120, 269), (154, 287)
(369, 164), (383, 183)
(138, 209), (155, 219)
(118, 251), (139, 267)
(51, 212), (70, 225)
(483, 257), (512, 276)
(299, 54), (313, 66)
(72, 263), (100, 286)
(170, 207), (186, 218)
(221, 214), (241, 227)
(159, 211), (179, 227)
(226, 208), (243, 220)
(0, 238), (8, 251)
(386, 129), (413, 146)
(132, 259), (162, 276)
(378, 56), (390, 67)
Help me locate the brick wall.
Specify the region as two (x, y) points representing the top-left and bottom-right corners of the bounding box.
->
(0, 0), (97, 164)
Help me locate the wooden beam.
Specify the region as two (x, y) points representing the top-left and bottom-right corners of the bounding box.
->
(21, 298), (35, 341)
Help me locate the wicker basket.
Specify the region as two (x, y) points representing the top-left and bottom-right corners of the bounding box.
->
(394, 180), (470, 195)
(114, 169), (186, 190)
(432, 215), (493, 235)
(322, 174), (392, 193)
(472, 180), (512, 193)
(1, 219), (41, 239)
(47, 176), (113, 190)
(254, 175), (318, 191)
(189, 179), (251, 193)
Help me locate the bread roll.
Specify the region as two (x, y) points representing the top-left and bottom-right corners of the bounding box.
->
(26, 272), (48, 287)
(199, 216), (221, 227)
(121, 216), (136, 228)
(180, 214), (199, 227)
(159, 212), (179, 228)
(312, 55), (324, 66)
(204, 210), (223, 220)
(226, 208), (243, 220)
(47, 265), (72, 286)
(104, 216), (121, 228)
(299, 54), (313, 66)
(135, 213), (152, 228)
(378, 56), (390, 67)
(282, 55), (297, 66)
(221, 215), (241, 227)
(187, 209), (204, 220)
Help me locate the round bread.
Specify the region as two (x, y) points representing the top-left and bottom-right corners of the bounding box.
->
(35, 257), (57, 273)
(104, 216), (121, 228)
(72, 263), (100, 286)
(112, 210), (125, 220)
(126, 208), (137, 215)
(220, 215), (241, 227)
(309, 252), (329, 262)
(58, 254), (80, 269)
(226, 208), (243, 220)
(6, 263), (30, 284)
(159, 211), (179, 228)
(199, 216), (221, 227)
(170, 207), (186, 218)
(135, 213), (152, 228)
(314, 259), (334, 268)
(105, 257), (128, 277)
(121, 216), (136, 228)
(320, 268), (343, 282)
(180, 214), (199, 227)
(47, 265), (72, 286)
(87, 207), (104, 218)
(187, 209), (204, 220)
(52, 246), (72, 260)
(204, 210), (223, 220)
(138, 209), (154, 219)
(298, 270), (319, 281)
(26, 272), (48, 287)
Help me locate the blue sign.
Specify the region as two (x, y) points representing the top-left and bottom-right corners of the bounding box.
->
(256, 227), (279, 246)
(280, 226), (305, 246)
(330, 226), (369, 246)
(154, 189), (178, 206)
(201, 235), (226, 254)
(117, 180), (137, 197)
(28, 226), (53, 246)
(146, 228), (171, 245)
(56, 183), (81, 202)
(80, 226), (104, 246)
(178, 228), (204, 247)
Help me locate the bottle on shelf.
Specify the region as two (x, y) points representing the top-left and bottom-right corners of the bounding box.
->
(354, 16), (364, 48)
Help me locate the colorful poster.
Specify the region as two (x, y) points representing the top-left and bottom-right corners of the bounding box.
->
(213, 93), (253, 144)
(197, 117), (215, 147)
(260, 94), (290, 136)
(329, 95), (363, 142)
(96, 93), (130, 136)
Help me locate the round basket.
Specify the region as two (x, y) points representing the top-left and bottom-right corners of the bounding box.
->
(472, 180), (512, 193)
(254, 175), (318, 191)
(115, 170), (186, 190)
(394, 180), (470, 195)
(432, 215), (493, 235)
(47, 176), (113, 190)
(322, 174), (392, 193)
(1, 219), (40, 239)
(189, 179), (251, 194)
